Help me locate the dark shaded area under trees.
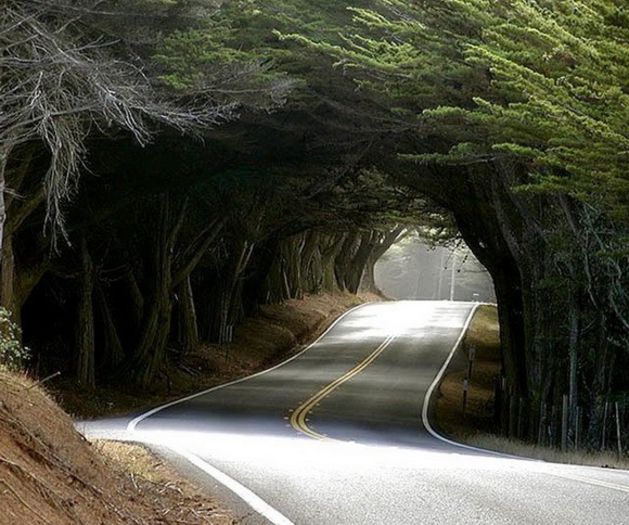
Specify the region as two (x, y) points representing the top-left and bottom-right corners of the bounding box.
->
(1, 0), (627, 453)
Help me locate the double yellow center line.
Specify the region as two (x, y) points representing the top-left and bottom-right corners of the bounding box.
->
(289, 334), (396, 440)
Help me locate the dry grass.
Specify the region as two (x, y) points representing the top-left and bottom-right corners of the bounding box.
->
(0, 366), (235, 525)
(465, 433), (629, 470)
(463, 304), (501, 359)
(94, 441), (164, 483)
(435, 305), (629, 470)
(436, 304), (502, 438)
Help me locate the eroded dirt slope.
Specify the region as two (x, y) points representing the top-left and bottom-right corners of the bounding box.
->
(0, 368), (233, 525)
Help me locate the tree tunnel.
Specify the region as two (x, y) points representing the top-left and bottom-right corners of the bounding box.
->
(2, 0), (626, 455)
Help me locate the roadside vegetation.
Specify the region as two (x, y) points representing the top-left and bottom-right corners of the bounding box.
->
(1, 282), (374, 522)
(437, 306), (629, 469)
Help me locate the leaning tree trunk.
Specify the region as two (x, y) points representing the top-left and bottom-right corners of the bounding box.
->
(334, 232), (360, 291)
(344, 231), (375, 294)
(361, 254), (379, 294)
(0, 146), (40, 327)
(360, 226), (406, 294)
(1, 233), (16, 319)
(319, 233), (344, 293)
(427, 158), (629, 443)
(208, 238), (255, 343)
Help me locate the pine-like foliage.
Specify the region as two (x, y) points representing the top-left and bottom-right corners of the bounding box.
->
(287, 0), (628, 222)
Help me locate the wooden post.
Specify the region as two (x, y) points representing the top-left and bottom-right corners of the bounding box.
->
(575, 406), (580, 450)
(550, 404), (558, 446)
(463, 378), (469, 417)
(602, 401), (609, 451)
(499, 376), (508, 436)
(538, 401), (546, 446)
(615, 402), (622, 462)
(494, 378), (502, 426)
(468, 346), (476, 380)
(517, 397), (524, 439)
(561, 394), (569, 452)
(509, 395), (517, 438)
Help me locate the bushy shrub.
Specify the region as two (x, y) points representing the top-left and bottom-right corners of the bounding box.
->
(0, 308), (29, 371)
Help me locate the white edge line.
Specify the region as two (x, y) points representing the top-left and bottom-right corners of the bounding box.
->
(126, 301), (370, 525)
(170, 445), (295, 525)
(421, 302), (519, 458)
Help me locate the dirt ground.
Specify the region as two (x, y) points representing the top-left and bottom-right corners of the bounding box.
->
(0, 368), (235, 525)
(435, 304), (502, 438)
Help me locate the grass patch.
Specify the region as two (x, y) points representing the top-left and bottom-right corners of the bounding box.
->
(436, 304), (502, 438)
(466, 433), (629, 470)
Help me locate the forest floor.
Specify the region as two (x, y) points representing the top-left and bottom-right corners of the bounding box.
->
(0, 367), (236, 525)
(435, 305), (629, 469)
(53, 292), (379, 419)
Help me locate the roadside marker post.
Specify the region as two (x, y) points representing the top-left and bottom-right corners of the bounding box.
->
(517, 397), (525, 439)
(537, 401), (545, 446)
(508, 395), (517, 438)
(561, 394), (569, 452)
(463, 378), (469, 417)
(602, 401), (609, 451)
(575, 406), (581, 450)
(467, 346), (476, 381)
(615, 402), (623, 462)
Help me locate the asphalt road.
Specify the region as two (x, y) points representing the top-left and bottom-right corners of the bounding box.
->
(79, 301), (629, 524)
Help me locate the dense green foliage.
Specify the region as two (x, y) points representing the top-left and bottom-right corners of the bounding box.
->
(283, 0), (628, 218)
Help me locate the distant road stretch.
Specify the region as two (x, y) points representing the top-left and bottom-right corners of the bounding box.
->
(80, 301), (629, 525)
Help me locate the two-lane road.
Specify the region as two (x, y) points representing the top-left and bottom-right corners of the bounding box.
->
(80, 301), (629, 524)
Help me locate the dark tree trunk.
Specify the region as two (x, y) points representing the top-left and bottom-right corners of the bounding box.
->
(334, 232), (360, 291)
(403, 158), (629, 442)
(360, 226), (406, 294)
(95, 282), (125, 370)
(177, 274), (199, 354)
(320, 233), (344, 293)
(75, 237), (96, 388)
(125, 195), (179, 387)
(361, 254), (379, 294)
(125, 267), (145, 331)
(207, 239), (254, 343)
(1, 234), (17, 321)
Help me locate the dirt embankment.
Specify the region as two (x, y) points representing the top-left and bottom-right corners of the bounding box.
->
(55, 292), (379, 419)
(0, 368), (235, 525)
(435, 304), (502, 438)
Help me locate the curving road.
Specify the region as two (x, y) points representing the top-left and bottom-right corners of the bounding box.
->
(79, 301), (629, 524)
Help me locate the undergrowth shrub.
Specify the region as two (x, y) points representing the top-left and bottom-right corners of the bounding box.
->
(0, 307), (29, 371)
